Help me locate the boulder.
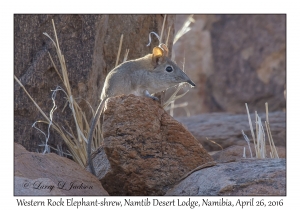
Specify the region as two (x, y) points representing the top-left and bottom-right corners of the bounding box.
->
(166, 158), (286, 196)
(207, 15), (286, 113)
(14, 14), (175, 152)
(14, 143), (109, 196)
(176, 111), (286, 151)
(88, 95), (213, 195)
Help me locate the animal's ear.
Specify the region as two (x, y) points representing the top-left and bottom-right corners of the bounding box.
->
(152, 46), (163, 58)
(152, 46), (164, 67)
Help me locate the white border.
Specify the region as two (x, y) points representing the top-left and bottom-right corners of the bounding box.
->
(4, 0), (298, 208)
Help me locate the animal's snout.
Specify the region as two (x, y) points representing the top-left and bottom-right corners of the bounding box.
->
(187, 79), (196, 87)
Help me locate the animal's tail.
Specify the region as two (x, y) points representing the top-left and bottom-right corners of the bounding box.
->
(87, 99), (106, 176)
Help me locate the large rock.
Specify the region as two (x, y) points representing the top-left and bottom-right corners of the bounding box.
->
(171, 14), (285, 116)
(166, 158), (286, 196)
(14, 14), (175, 152)
(88, 95), (213, 196)
(208, 14), (286, 113)
(14, 143), (109, 196)
(176, 111), (286, 151)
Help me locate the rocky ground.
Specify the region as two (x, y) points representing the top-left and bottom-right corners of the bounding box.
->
(166, 158), (286, 196)
(176, 111), (286, 152)
(14, 143), (108, 196)
(14, 95), (286, 196)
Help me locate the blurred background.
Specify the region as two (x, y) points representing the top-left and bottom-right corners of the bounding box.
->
(171, 14), (286, 117)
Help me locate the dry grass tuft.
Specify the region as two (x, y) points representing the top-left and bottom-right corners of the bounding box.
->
(242, 103), (279, 159)
(14, 20), (95, 167)
(173, 15), (195, 45)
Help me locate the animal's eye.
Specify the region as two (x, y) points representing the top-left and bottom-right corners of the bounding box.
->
(165, 66), (173, 72)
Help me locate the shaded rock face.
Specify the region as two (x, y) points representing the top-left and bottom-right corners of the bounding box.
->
(14, 143), (109, 196)
(14, 14), (175, 152)
(208, 14), (286, 113)
(166, 158), (286, 196)
(176, 111), (286, 151)
(89, 95), (213, 196)
(171, 14), (285, 117)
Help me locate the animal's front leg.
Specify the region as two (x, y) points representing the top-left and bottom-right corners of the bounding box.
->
(143, 90), (159, 101)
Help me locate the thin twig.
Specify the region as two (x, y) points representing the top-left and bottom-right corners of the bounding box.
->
(206, 137), (223, 151)
(166, 26), (171, 47)
(14, 76), (50, 122)
(123, 49), (130, 63)
(245, 103), (257, 154)
(115, 34), (123, 67)
(242, 130), (253, 158)
(160, 15), (167, 43)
